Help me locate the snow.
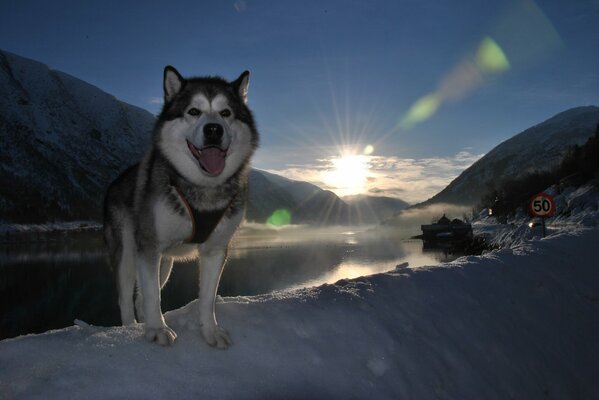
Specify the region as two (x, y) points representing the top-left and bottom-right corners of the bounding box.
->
(2, 195), (599, 398)
(474, 182), (599, 248)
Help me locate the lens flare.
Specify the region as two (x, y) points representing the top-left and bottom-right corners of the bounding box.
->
(476, 37), (510, 72)
(363, 144), (374, 155)
(397, 0), (560, 131)
(399, 93), (441, 129)
(267, 209), (292, 226)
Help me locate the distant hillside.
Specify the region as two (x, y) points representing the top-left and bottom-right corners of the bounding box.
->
(0, 50), (408, 226)
(419, 106), (599, 207)
(0, 50), (154, 223)
(248, 170), (409, 225)
(343, 194), (410, 223)
(246, 170), (299, 223)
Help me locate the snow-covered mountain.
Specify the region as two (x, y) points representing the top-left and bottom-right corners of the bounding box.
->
(420, 106), (599, 206)
(0, 50), (154, 223)
(0, 50), (408, 226)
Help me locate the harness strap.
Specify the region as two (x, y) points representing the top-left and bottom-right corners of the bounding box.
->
(174, 187), (234, 244)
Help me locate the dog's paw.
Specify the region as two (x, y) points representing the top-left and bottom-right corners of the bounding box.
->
(201, 324), (232, 349)
(144, 325), (177, 346)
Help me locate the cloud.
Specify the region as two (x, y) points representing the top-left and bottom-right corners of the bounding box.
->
(233, 0), (247, 12)
(147, 96), (163, 105)
(264, 150), (484, 204)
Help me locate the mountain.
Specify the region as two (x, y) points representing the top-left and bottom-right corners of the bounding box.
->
(0, 50), (154, 223)
(248, 170), (409, 225)
(343, 194), (410, 223)
(246, 170), (299, 223)
(252, 169), (349, 224)
(0, 50), (409, 226)
(419, 106), (599, 207)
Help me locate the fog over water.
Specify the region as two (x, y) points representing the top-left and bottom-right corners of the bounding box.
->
(0, 222), (464, 339)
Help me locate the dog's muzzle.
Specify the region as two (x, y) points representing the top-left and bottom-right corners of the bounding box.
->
(187, 139), (228, 176)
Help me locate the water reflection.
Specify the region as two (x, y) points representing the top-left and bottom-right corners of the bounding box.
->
(0, 225), (464, 339)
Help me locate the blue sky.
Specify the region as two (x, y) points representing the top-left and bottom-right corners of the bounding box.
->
(1, 0), (598, 202)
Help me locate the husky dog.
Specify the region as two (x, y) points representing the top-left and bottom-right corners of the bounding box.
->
(103, 66), (258, 348)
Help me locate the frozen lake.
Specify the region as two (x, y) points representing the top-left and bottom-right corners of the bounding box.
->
(0, 225), (465, 339)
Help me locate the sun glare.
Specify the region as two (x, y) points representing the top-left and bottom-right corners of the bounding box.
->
(323, 154), (370, 196)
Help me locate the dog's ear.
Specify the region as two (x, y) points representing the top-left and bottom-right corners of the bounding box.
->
(231, 71), (250, 104)
(164, 66), (184, 102)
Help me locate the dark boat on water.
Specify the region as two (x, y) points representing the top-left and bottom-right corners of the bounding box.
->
(420, 214), (473, 243)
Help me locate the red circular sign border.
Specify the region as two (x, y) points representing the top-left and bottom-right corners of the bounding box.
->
(528, 192), (556, 218)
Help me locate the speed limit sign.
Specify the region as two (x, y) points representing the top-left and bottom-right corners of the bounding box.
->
(529, 192), (556, 218)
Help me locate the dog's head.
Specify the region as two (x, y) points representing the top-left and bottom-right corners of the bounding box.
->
(155, 66), (259, 186)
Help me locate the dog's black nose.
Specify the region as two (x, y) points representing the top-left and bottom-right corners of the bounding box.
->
(203, 123), (224, 142)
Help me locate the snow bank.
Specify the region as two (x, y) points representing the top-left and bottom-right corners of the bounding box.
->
(1, 227), (598, 399)
(474, 183), (599, 248)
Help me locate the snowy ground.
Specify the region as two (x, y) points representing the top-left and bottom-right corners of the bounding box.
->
(473, 182), (599, 248)
(1, 185), (598, 399)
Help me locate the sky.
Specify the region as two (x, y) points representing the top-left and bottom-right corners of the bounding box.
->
(1, 0), (598, 203)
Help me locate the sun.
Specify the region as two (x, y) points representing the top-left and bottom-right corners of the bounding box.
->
(323, 153), (369, 196)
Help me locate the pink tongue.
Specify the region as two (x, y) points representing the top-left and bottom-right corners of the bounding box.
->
(198, 148), (226, 175)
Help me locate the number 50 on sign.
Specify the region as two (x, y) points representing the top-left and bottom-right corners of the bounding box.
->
(529, 192), (556, 218)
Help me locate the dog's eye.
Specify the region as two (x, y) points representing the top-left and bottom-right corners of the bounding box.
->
(220, 109), (232, 118)
(187, 108), (201, 117)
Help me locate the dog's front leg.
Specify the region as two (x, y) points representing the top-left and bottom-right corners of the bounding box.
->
(138, 253), (177, 346)
(198, 247), (231, 349)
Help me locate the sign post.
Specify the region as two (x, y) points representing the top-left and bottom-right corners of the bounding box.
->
(528, 192), (556, 237)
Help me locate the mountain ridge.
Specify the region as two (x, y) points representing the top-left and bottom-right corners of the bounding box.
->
(0, 49), (408, 226)
(247, 169), (409, 225)
(0, 49), (154, 222)
(416, 105), (599, 207)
